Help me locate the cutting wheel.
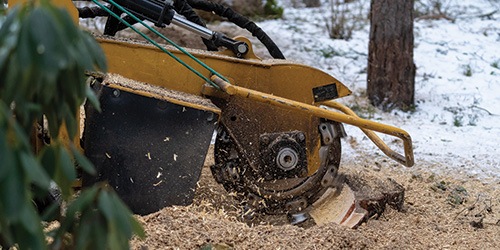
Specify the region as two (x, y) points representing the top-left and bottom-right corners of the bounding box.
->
(211, 117), (344, 223)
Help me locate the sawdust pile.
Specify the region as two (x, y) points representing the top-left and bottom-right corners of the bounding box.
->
(131, 152), (500, 250)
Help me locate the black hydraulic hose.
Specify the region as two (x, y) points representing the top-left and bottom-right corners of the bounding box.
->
(78, 6), (109, 18)
(101, 0), (178, 36)
(186, 0), (285, 59)
(90, 0), (284, 58)
(78, 6), (140, 33)
(173, 0), (218, 51)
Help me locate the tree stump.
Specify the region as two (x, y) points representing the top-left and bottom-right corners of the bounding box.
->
(367, 0), (416, 111)
(345, 174), (405, 219)
(309, 173), (406, 228)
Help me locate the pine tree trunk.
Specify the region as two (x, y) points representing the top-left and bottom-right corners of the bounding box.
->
(303, 0), (321, 7)
(367, 0), (415, 111)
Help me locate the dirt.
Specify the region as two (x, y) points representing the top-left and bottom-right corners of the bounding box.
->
(130, 146), (500, 250)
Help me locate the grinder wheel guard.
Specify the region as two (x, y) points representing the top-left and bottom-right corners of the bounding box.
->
(210, 98), (344, 223)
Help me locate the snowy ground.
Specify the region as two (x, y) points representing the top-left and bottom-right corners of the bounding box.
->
(257, 0), (500, 182)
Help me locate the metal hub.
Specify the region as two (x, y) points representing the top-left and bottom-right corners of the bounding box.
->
(276, 148), (299, 171)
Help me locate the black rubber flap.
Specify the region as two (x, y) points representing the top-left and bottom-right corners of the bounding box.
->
(83, 84), (217, 215)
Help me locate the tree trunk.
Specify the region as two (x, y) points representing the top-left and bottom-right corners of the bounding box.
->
(303, 0), (321, 7)
(367, 0), (415, 111)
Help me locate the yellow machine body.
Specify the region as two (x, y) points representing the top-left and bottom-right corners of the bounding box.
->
(98, 35), (413, 168)
(9, 0), (414, 225)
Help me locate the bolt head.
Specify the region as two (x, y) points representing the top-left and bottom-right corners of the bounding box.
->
(237, 44), (248, 54)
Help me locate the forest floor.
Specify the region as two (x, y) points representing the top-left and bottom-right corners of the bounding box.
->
(130, 147), (500, 249)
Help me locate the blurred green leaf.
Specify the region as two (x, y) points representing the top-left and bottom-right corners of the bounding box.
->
(53, 146), (76, 199)
(59, 146), (76, 181)
(20, 151), (50, 189)
(98, 191), (114, 221)
(74, 208), (98, 250)
(19, 202), (42, 235)
(12, 221), (45, 250)
(0, 2), (146, 250)
(45, 109), (60, 140)
(0, 6), (21, 49)
(16, 16), (34, 73)
(0, 128), (14, 181)
(62, 103), (77, 138)
(0, 13), (19, 72)
(40, 200), (61, 222)
(98, 191), (122, 249)
(111, 190), (145, 238)
(40, 145), (57, 177)
(0, 3), (6, 15)
(131, 215), (146, 239)
(70, 144), (96, 175)
(55, 186), (99, 245)
(2, 54), (21, 103)
(0, 158), (25, 218)
(109, 192), (140, 238)
(81, 30), (107, 71)
(99, 188), (145, 248)
(28, 8), (63, 75)
(86, 83), (101, 112)
(85, 211), (108, 250)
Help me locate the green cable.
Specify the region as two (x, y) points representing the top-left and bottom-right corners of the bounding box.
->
(91, 0), (228, 88)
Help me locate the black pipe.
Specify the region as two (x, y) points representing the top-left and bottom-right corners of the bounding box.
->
(186, 0), (285, 59)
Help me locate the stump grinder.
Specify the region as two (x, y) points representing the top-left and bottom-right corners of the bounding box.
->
(11, 0), (414, 227)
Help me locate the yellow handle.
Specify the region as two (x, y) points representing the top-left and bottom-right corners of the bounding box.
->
(321, 101), (414, 167)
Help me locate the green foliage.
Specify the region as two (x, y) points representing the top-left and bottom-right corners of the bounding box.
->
(264, 0), (284, 18)
(349, 103), (376, 119)
(0, 1), (143, 249)
(0, 103), (47, 249)
(318, 46), (342, 58)
(0, 1), (105, 136)
(453, 115), (463, 127)
(443, 106), (478, 127)
(491, 60), (499, 69)
(48, 185), (145, 249)
(462, 64), (473, 77)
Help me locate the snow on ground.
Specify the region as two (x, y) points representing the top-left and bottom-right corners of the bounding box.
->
(259, 0), (500, 182)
